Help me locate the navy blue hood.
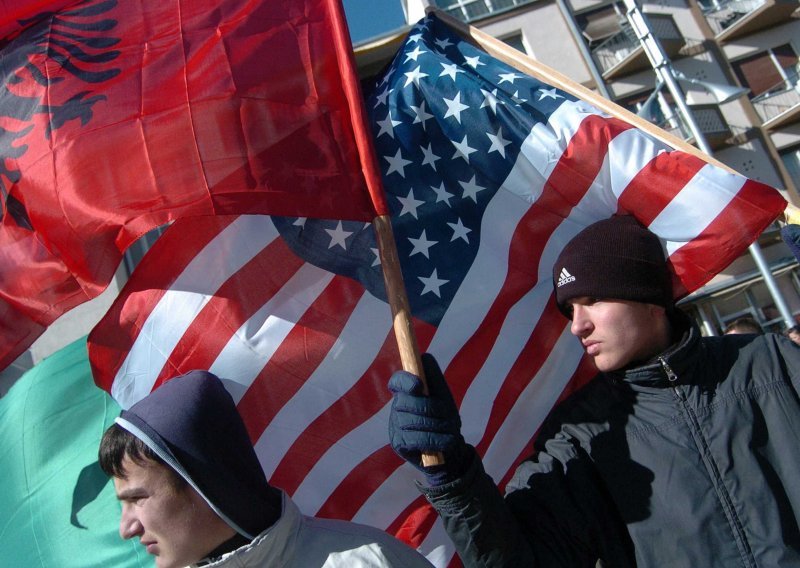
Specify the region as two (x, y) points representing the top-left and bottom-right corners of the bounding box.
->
(116, 370), (281, 539)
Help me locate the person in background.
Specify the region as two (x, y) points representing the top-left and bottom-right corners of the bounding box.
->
(388, 215), (800, 567)
(99, 370), (433, 568)
(784, 325), (800, 346)
(723, 316), (763, 335)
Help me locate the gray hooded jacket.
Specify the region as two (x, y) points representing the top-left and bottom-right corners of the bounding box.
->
(197, 491), (434, 568)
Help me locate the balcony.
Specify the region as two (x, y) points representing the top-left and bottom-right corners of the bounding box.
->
(649, 104), (740, 150)
(437, 0), (535, 22)
(751, 72), (800, 129)
(700, 0), (799, 43)
(592, 14), (686, 79)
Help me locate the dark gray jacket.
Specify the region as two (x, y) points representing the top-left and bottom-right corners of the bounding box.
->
(422, 318), (800, 567)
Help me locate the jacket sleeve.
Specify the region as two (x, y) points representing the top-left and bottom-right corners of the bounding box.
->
(420, 447), (537, 567)
(419, 443), (633, 567)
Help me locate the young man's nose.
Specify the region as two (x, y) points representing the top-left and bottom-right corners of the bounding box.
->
(570, 305), (592, 336)
(119, 510), (143, 540)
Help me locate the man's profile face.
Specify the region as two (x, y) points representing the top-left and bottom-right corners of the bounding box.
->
(113, 456), (234, 568)
(568, 297), (668, 372)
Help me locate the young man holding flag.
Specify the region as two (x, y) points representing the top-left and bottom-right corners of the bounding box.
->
(389, 215), (800, 567)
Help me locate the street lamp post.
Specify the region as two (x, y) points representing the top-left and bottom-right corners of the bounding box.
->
(623, 0), (796, 332)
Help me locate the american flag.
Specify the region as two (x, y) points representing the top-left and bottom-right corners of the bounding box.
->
(88, 14), (785, 566)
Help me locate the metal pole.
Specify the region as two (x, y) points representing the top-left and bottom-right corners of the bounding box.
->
(555, 0), (612, 100)
(622, 0), (796, 329)
(622, 0), (712, 154)
(748, 241), (796, 328)
(694, 303), (718, 337)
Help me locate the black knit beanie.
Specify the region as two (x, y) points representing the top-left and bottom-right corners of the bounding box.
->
(553, 216), (673, 318)
(115, 370), (281, 539)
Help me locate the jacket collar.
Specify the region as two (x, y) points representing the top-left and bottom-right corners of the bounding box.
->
(193, 491), (299, 567)
(606, 310), (700, 388)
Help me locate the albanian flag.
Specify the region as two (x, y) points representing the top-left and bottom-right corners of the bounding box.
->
(0, 0), (385, 371)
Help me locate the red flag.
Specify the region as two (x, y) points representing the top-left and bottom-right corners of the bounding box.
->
(89, 16), (786, 565)
(0, 0), (385, 370)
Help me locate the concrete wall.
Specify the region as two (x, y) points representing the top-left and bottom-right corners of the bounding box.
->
(479, 2), (596, 84)
(721, 20), (800, 63)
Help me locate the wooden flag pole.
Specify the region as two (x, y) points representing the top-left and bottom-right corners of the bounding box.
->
(373, 215), (424, 378)
(783, 203), (800, 225)
(373, 215), (445, 466)
(326, 0), (444, 465)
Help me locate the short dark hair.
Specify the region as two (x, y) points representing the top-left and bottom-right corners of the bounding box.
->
(724, 317), (763, 335)
(98, 423), (184, 488)
(784, 325), (800, 336)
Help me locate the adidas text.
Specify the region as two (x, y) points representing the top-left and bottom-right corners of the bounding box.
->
(557, 268), (575, 287)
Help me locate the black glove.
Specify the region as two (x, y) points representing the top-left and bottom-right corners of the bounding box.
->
(388, 353), (470, 486)
(782, 224), (800, 263)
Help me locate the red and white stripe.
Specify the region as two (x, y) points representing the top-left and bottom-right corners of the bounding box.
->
(89, 97), (784, 566)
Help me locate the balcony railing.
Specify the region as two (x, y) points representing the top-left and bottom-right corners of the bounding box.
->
(751, 72), (800, 126)
(592, 22), (639, 71)
(648, 104), (736, 149)
(592, 14), (685, 78)
(701, 0), (766, 33)
(438, 0), (535, 22)
(699, 0), (798, 41)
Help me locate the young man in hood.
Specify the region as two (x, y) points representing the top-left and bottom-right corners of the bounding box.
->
(388, 215), (800, 567)
(99, 370), (433, 568)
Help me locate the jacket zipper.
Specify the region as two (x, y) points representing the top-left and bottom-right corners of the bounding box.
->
(659, 357), (756, 567)
(658, 357), (678, 383)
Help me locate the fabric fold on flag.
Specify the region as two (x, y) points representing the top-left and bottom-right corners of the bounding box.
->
(89, 14), (785, 566)
(0, 0), (385, 371)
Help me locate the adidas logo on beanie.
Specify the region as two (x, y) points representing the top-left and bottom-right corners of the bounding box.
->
(557, 268), (575, 287)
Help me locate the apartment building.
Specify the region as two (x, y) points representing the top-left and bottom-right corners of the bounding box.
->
(396, 0), (800, 334)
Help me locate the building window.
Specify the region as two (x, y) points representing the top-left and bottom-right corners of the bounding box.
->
(731, 44), (799, 97)
(436, 0), (533, 22)
(500, 32), (527, 54)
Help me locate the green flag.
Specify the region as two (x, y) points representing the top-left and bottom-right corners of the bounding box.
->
(0, 338), (152, 567)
